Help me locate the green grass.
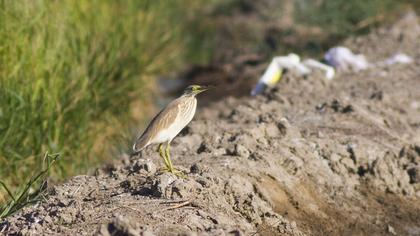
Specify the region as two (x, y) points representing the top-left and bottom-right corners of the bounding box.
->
(0, 0), (203, 203)
(1, 152), (59, 218)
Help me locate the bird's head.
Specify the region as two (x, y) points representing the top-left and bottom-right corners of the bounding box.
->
(183, 85), (211, 96)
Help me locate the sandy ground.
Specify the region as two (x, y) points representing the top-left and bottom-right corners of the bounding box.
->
(1, 12), (420, 236)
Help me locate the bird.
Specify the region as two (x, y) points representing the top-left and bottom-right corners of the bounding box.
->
(132, 85), (210, 175)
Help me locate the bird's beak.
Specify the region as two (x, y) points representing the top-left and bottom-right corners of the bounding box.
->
(197, 85), (214, 93)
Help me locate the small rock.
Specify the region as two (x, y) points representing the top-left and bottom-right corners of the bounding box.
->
(97, 224), (111, 236)
(226, 145), (236, 156)
(213, 148), (227, 156)
(190, 163), (207, 174)
(407, 165), (420, 183)
(152, 173), (177, 198)
(248, 152), (264, 161)
(387, 224), (396, 235)
(97, 214), (142, 236)
(60, 213), (73, 224)
(197, 142), (211, 154)
(265, 123), (281, 138)
(142, 230), (156, 236)
(43, 215), (52, 224)
(190, 163), (200, 173)
(341, 157), (356, 173)
(132, 160), (157, 175)
(195, 176), (211, 188)
(330, 153), (340, 163)
(259, 113), (273, 123)
(330, 99), (354, 113)
(171, 179), (196, 199)
(235, 144), (250, 157)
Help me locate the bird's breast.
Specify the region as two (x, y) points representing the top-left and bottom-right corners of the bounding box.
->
(179, 97), (197, 123)
(154, 98), (197, 143)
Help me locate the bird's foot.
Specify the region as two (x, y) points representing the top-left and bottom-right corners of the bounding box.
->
(159, 166), (187, 178)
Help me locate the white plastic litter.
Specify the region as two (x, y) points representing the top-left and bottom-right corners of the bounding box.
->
(324, 47), (369, 71)
(302, 59), (335, 80)
(251, 46), (414, 96)
(251, 54), (334, 96)
(273, 54), (334, 79)
(384, 53), (413, 65)
(251, 57), (283, 96)
(274, 53), (301, 69)
(324, 47), (414, 71)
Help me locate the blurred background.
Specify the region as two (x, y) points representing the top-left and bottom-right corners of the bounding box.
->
(0, 0), (419, 204)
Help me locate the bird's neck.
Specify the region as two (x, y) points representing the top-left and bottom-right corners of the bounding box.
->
(181, 93), (196, 98)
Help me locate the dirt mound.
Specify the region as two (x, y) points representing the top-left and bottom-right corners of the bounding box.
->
(1, 13), (420, 236)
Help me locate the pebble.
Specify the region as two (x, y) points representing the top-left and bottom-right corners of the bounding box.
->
(235, 144), (250, 157)
(132, 159), (157, 175)
(407, 165), (420, 183)
(387, 225), (397, 235)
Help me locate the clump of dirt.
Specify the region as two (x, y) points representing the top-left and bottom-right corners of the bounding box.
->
(1, 13), (420, 236)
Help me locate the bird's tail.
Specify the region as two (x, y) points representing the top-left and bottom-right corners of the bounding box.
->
(132, 135), (150, 155)
(130, 143), (143, 158)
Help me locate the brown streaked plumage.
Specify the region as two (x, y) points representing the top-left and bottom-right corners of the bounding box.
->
(132, 85), (210, 175)
(133, 99), (180, 152)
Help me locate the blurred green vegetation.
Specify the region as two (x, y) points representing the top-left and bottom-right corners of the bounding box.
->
(0, 0), (205, 202)
(193, 0), (414, 59)
(295, 0), (397, 35)
(293, 0), (405, 53)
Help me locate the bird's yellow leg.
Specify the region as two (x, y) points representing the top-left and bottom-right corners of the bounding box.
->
(165, 142), (174, 171)
(158, 143), (170, 169)
(165, 142), (186, 178)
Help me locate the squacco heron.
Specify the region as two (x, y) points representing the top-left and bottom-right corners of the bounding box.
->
(133, 85), (210, 175)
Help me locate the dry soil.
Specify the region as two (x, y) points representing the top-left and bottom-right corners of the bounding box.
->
(1, 12), (420, 236)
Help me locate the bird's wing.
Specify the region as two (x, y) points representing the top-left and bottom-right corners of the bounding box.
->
(133, 98), (181, 151)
